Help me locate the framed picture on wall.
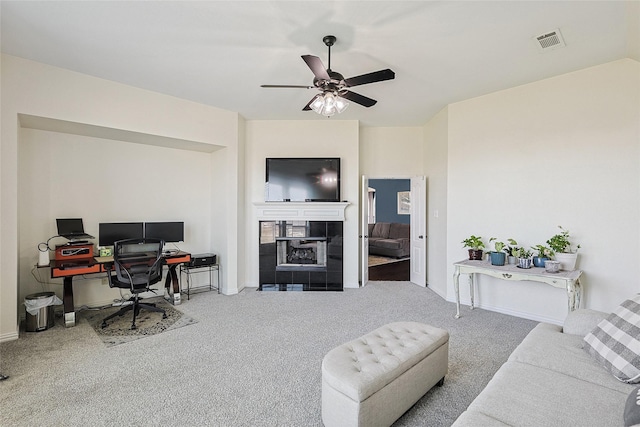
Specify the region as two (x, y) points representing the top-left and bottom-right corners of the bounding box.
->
(397, 191), (410, 215)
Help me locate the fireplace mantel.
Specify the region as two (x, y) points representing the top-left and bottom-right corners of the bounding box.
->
(254, 202), (349, 221)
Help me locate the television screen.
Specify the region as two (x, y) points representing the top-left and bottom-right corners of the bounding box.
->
(144, 222), (184, 243)
(99, 222), (144, 246)
(265, 158), (340, 202)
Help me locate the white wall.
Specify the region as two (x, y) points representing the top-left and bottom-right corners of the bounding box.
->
(423, 107), (449, 298)
(444, 59), (640, 324)
(359, 127), (424, 178)
(244, 120), (360, 288)
(1, 54), (241, 340)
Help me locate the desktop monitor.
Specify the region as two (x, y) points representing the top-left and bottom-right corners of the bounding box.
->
(144, 222), (184, 243)
(98, 222), (144, 246)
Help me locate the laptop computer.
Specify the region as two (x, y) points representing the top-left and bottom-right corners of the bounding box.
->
(56, 218), (95, 241)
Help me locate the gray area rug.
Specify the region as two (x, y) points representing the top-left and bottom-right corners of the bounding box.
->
(0, 282), (536, 426)
(81, 297), (198, 347)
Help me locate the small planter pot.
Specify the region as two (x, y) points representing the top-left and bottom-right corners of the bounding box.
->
(544, 260), (561, 273)
(533, 257), (549, 268)
(517, 257), (533, 269)
(468, 249), (484, 260)
(554, 252), (578, 271)
(490, 252), (506, 266)
(507, 256), (516, 265)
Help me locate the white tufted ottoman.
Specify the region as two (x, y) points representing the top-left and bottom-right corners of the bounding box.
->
(321, 322), (449, 427)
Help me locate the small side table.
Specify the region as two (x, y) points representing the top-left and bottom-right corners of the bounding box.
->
(179, 263), (221, 300)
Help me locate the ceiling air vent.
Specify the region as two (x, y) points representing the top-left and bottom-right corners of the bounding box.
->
(534, 29), (566, 52)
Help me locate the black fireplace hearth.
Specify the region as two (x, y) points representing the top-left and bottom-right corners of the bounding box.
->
(259, 221), (343, 291)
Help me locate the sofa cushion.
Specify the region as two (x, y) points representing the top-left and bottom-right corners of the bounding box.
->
(370, 238), (403, 250)
(455, 360), (630, 427)
(371, 222), (390, 238)
(388, 222), (410, 239)
(509, 322), (634, 394)
(584, 295), (640, 384)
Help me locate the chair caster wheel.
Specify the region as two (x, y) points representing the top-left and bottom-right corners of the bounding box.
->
(162, 313), (167, 319)
(131, 324), (137, 330)
(101, 322), (107, 329)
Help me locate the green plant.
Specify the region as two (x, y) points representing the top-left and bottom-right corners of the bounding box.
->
(513, 247), (533, 258)
(503, 238), (519, 256)
(488, 237), (505, 253)
(546, 226), (581, 254)
(532, 244), (554, 259)
(462, 235), (485, 250)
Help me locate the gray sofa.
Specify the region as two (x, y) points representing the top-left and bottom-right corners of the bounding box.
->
(368, 222), (410, 258)
(452, 309), (636, 426)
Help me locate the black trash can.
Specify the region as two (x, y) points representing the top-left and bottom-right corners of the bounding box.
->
(25, 292), (56, 332)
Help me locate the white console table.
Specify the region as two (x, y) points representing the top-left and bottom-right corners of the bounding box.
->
(453, 259), (583, 319)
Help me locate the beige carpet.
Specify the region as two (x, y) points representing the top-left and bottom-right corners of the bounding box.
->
(80, 297), (197, 347)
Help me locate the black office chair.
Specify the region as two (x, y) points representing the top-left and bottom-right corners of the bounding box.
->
(102, 238), (167, 330)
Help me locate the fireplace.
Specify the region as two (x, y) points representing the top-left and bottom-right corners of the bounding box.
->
(276, 238), (327, 269)
(259, 220), (342, 291)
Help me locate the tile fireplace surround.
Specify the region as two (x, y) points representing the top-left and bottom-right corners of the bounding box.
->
(255, 202), (348, 291)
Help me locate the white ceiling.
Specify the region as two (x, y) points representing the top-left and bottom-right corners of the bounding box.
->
(1, 1), (638, 127)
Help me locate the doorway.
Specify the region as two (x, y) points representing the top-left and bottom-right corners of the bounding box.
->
(367, 179), (410, 281)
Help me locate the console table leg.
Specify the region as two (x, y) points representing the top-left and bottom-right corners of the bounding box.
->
(469, 274), (475, 310)
(454, 269), (461, 319)
(567, 279), (581, 312)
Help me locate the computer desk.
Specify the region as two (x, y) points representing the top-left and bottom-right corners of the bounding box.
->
(50, 251), (191, 327)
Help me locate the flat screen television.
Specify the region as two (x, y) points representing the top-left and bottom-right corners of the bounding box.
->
(98, 222), (144, 246)
(144, 221), (184, 243)
(265, 157), (340, 202)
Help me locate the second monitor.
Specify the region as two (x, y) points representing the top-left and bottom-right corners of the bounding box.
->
(99, 222), (144, 247)
(144, 221), (184, 243)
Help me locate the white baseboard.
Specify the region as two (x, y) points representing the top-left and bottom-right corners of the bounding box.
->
(445, 295), (564, 326)
(0, 328), (20, 343)
(427, 283), (447, 300)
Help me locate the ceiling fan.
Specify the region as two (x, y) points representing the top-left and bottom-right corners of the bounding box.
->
(261, 35), (395, 116)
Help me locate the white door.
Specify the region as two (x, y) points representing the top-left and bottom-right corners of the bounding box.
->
(360, 175), (369, 287)
(410, 176), (427, 286)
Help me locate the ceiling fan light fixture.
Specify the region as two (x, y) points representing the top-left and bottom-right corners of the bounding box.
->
(309, 94), (325, 114)
(310, 92), (349, 117)
(335, 96), (349, 114)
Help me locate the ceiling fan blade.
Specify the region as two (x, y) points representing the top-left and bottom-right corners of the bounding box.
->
(301, 55), (331, 81)
(340, 90), (377, 107)
(302, 96), (315, 111)
(261, 84), (313, 89)
(344, 69), (395, 87)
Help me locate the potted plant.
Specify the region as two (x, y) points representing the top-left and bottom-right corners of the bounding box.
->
(488, 238), (506, 266)
(513, 247), (533, 269)
(531, 244), (554, 268)
(503, 238), (519, 265)
(462, 235), (485, 260)
(546, 226), (580, 271)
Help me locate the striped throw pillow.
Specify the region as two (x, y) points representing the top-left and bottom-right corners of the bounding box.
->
(584, 295), (640, 384)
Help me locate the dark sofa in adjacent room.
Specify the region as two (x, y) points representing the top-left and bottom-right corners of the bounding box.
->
(368, 222), (410, 258)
